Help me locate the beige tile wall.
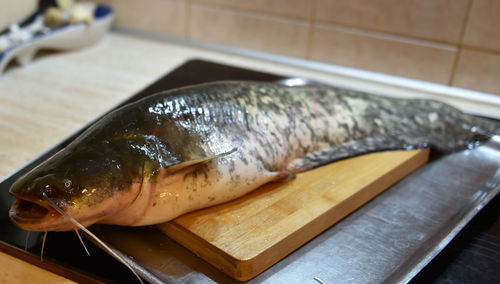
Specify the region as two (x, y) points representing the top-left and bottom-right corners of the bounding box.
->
(95, 0), (500, 95)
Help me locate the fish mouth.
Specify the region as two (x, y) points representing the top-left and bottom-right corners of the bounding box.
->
(9, 195), (59, 225)
(9, 195), (75, 231)
(10, 198), (51, 221)
(9, 193), (107, 232)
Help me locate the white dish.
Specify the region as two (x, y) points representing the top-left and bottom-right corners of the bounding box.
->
(0, 4), (114, 74)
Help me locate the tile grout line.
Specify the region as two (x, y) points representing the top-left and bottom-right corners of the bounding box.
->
(188, 1), (311, 22)
(460, 45), (500, 56)
(189, 1), (473, 51)
(189, 1), (309, 24)
(305, 0), (318, 60)
(448, 0), (474, 86)
(185, 0), (191, 39)
(313, 20), (461, 48)
(178, 2), (497, 58)
(314, 21), (456, 51)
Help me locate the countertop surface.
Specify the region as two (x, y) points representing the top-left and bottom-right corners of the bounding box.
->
(0, 32), (335, 180)
(0, 31), (388, 283)
(0, 32), (498, 283)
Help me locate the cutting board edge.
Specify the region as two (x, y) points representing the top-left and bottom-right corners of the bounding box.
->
(160, 149), (430, 281)
(157, 221), (251, 279)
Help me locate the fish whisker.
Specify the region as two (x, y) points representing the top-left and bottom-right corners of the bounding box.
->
(24, 231), (30, 252)
(41, 192), (144, 284)
(41, 231), (47, 262)
(74, 229), (91, 256)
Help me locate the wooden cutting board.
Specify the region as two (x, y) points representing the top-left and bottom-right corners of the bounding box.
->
(157, 149), (429, 281)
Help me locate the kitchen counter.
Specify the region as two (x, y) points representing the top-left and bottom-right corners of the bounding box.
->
(2, 31), (500, 181)
(0, 31), (498, 283)
(0, 31), (375, 283)
(0, 32), (325, 179)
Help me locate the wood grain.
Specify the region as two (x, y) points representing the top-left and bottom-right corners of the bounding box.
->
(0, 251), (76, 284)
(158, 149), (429, 281)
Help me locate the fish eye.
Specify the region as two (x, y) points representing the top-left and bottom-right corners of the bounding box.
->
(64, 179), (72, 188)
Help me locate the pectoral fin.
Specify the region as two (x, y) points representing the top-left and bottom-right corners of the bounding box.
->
(272, 170), (297, 182)
(165, 147), (238, 174)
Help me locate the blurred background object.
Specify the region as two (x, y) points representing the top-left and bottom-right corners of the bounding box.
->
(88, 0), (500, 96)
(0, 0), (38, 31)
(0, 0), (113, 73)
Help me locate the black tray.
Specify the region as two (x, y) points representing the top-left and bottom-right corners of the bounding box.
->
(0, 59), (498, 283)
(0, 59), (283, 283)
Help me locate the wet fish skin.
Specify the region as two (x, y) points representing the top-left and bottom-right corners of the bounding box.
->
(9, 81), (498, 231)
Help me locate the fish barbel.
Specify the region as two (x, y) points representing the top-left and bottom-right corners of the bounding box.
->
(9, 81), (498, 231)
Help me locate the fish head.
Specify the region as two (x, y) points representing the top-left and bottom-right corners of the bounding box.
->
(9, 142), (144, 232)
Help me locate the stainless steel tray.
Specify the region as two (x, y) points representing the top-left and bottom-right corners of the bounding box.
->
(93, 136), (500, 284)
(1, 60), (498, 283)
(92, 96), (500, 282)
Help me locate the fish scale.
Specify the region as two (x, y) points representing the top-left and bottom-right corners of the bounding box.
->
(8, 81), (499, 231)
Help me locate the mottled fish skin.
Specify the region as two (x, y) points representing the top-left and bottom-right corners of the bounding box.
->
(9, 81), (499, 230)
(129, 81), (495, 172)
